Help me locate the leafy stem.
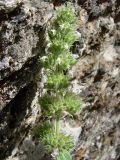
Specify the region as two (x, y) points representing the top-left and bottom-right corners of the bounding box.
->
(35, 4), (82, 160)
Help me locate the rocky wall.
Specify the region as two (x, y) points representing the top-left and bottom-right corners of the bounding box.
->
(0, 0), (120, 160)
(0, 0), (53, 159)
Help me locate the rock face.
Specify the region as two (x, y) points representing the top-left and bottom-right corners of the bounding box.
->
(0, 0), (53, 109)
(0, 0), (53, 159)
(0, 0), (120, 160)
(72, 0), (120, 160)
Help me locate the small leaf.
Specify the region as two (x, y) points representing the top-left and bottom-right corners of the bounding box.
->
(57, 150), (72, 160)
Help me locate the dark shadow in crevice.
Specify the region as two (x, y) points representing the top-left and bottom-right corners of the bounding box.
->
(0, 82), (37, 160)
(93, 68), (105, 83)
(0, 2), (23, 24)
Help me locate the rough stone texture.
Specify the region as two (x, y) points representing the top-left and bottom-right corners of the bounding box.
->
(0, 0), (53, 159)
(71, 0), (120, 160)
(0, 0), (120, 160)
(0, 0), (53, 109)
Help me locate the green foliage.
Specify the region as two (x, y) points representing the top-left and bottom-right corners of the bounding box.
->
(40, 53), (56, 70)
(48, 6), (78, 56)
(34, 121), (74, 152)
(34, 122), (51, 141)
(52, 5), (76, 29)
(63, 93), (81, 114)
(39, 93), (81, 117)
(40, 52), (76, 72)
(36, 4), (81, 160)
(45, 72), (69, 90)
(57, 150), (72, 160)
(56, 53), (76, 71)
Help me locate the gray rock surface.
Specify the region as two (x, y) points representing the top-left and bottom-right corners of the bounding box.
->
(0, 0), (53, 109)
(71, 0), (120, 160)
(0, 0), (53, 159)
(0, 0), (120, 160)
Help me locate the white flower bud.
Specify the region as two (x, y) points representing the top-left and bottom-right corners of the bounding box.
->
(64, 44), (69, 50)
(60, 24), (65, 29)
(47, 43), (51, 48)
(41, 56), (47, 62)
(51, 29), (56, 35)
(56, 57), (61, 64)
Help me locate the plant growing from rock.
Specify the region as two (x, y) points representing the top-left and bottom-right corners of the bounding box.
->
(35, 4), (81, 160)
(34, 121), (74, 153)
(39, 92), (81, 118)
